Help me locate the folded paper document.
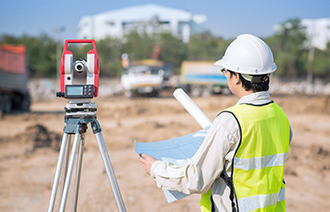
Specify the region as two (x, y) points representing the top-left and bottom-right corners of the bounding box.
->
(135, 126), (210, 202)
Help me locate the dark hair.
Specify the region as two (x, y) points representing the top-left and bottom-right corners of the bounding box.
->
(228, 70), (269, 92)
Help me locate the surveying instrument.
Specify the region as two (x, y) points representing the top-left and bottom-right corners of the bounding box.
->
(47, 39), (126, 212)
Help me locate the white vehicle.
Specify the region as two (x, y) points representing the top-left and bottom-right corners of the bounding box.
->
(121, 65), (165, 98)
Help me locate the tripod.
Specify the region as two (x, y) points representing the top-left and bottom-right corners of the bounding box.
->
(47, 101), (126, 212)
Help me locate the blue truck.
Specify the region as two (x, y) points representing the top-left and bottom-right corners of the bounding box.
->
(180, 61), (228, 97)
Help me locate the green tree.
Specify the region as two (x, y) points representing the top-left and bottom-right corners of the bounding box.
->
(187, 31), (228, 61)
(122, 30), (155, 61)
(156, 32), (187, 74)
(266, 18), (307, 78)
(97, 37), (123, 77)
(312, 42), (330, 80)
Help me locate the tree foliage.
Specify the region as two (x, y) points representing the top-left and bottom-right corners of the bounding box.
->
(1, 18), (330, 81)
(156, 32), (187, 73)
(313, 47), (330, 79)
(186, 31), (230, 61)
(96, 37), (123, 77)
(266, 18), (308, 79)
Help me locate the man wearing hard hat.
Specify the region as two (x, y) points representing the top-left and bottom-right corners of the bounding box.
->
(140, 34), (292, 212)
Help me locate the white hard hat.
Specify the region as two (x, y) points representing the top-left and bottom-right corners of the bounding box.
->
(214, 34), (277, 75)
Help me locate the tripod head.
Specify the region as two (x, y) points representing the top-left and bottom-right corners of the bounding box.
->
(56, 39), (100, 101)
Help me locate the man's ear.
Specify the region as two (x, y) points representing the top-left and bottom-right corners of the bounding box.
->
(234, 73), (241, 85)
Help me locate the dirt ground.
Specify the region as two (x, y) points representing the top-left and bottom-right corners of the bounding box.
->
(0, 91), (330, 212)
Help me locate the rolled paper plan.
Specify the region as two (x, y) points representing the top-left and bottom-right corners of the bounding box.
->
(173, 88), (212, 129)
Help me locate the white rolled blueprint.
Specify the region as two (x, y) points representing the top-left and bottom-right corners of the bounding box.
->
(173, 88), (212, 129)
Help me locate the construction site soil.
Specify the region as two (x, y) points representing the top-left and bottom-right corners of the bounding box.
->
(0, 93), (329, 212)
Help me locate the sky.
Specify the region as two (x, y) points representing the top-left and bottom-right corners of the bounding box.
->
(1, 0), (330, 41)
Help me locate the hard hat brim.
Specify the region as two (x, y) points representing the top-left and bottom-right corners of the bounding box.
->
(215, 59), (277, 75)
(214, 59), (224, 68)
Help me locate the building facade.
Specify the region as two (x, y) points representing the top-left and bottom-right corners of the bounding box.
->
(77, 4), (207, 43)
(301, 18), (330, 50)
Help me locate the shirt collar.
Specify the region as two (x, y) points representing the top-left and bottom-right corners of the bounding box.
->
(236, 91), (272, 106)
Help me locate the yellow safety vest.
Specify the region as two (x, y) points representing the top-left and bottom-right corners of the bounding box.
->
(200, 102), (290, 212)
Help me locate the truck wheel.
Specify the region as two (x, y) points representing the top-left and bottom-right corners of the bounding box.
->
(3, 94), (12, 114)
(201, 87), (212, 97)
(152, 89), (162, 98)
(0, 94), (4, 113)
(221, 87), (232, 95)
(21, 93), (31, 112)
(155, 91), (162, 98)
(125, 90), (134, 99)
(190, 86), (202, 97)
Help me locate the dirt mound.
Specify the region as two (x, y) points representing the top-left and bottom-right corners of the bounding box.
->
(0, 124), (62, 156)
(285, 143), (330, 177)
(18, 124), (62, 151)
(273, 95), (330, 114)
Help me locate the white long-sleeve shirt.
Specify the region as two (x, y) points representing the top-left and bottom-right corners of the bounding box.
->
(150, 91), (292, 212)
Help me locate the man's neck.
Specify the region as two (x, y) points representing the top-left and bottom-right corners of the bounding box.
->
(236, 89), (254, 99)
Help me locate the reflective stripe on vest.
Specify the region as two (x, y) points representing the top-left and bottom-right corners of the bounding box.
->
(200, 102), (290, 212)
(238, 188), (285, 212)
(234, 153), (288, 171)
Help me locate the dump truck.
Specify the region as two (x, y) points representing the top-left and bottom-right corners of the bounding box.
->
(180, 61), (228, 97)
(120, 59), (171, 98)
(0, 44), (30, 113)
(121, 65), (165, 98)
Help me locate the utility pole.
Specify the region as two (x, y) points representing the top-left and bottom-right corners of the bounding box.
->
(307, 20), (315, 86)
(307, 43), (315, 83)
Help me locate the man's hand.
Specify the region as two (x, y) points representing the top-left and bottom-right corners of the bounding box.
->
(139, 153), (158, 176)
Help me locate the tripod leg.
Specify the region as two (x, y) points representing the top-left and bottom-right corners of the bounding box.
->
(94, 132), (127, 212)
(59, 132), (81, 212)
(48, 133), (69, 212)
(72, 133), (85, 212)
(60, 134), (71, 198)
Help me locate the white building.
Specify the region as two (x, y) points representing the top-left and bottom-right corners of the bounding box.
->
(273, 18), (330, 50)
(77, 4), (207, 43)
(301, 18), (330, 50)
